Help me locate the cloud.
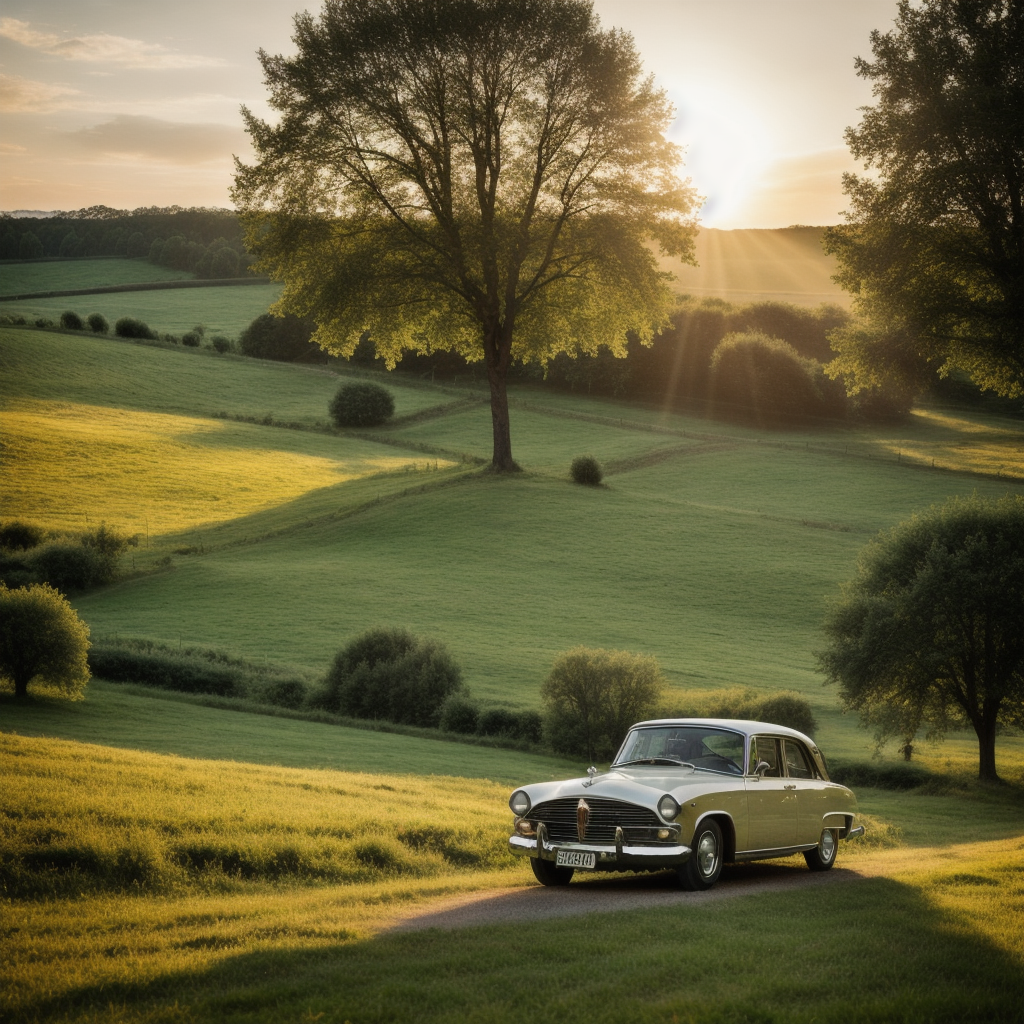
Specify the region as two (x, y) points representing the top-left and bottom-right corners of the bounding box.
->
(0, 72), (79, 112)
(65, 115), (247, 164)
(0, 18), (225, 69)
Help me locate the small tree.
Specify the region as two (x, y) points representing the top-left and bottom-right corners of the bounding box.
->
(570, 456), (603, 486)
(329, 382), (395, 428)
(542, 647), (665, 762)
(818, 496), (1024, 782)
(86, 313), (109, 334)
(59, 311), (85, 331)
(0, 583), (91, 699)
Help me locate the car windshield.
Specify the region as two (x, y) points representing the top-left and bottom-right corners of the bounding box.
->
(613, 726), (745, 776)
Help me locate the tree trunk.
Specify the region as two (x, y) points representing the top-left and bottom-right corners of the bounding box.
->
(14, 672), (29, 698)
(484, 325), (518, 472)
(975, 720), (1000, 782)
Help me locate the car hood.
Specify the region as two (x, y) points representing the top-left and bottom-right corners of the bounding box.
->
(518, 767), (740, 814)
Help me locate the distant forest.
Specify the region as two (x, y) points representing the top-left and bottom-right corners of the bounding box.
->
(0, 207), (253, 279)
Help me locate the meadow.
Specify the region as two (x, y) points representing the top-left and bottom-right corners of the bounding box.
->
(0, 257), (194, 297)
(2, 272), (1024, 1022)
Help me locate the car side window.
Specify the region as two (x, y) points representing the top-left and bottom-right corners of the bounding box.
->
(783, 740), (814, 779)
(749, 736), (781, 777)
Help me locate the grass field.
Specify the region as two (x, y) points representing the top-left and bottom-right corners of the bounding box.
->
(0, 258), (194, 297)
(0, 283), (282, 337)
(2, 730), (1021, 1024)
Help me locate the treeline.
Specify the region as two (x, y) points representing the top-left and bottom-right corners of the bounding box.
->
(0, 207), (253, 278)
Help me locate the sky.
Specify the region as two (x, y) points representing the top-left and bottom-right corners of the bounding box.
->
(0, 0), (899, 228)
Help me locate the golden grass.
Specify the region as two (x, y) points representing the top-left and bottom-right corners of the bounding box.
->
(0, 400), (453, 535)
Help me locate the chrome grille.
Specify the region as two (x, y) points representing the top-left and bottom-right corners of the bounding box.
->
(530, 797), (661, 843)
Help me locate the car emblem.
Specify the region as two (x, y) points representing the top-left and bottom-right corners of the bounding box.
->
(576, 798), (590, 842)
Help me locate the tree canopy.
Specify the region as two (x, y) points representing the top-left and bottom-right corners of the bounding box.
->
(817, 496), (1024, 782)
(0, 583), (91, 700)
(233, 0), (698, 470)
(823, 0), (1024, 400)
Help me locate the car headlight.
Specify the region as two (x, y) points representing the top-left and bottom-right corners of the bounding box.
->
(509, 790), (531, 816)
(658, 794), (680, 821)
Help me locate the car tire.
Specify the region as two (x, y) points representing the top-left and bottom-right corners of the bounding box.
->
(531, 857), (574, 886)
(679, 819), (723, 891)
(804, 828), (838, 871)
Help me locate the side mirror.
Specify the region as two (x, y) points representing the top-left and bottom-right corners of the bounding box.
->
(754, 760), (771, 777)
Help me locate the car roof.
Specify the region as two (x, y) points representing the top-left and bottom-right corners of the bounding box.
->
(628, 718), (817, 746)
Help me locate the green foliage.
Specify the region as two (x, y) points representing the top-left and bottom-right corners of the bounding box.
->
(824, 0), (1024, 399)
(438, 692), (480, 734)
(239, 312), (317, 361)
(181, 330), (202, 347)
(210, 335), (232, 353)
(316, 627), (466, 728)
(0, 521), (44, 552)
(570, 455), (603, 486)
(476, 708), (543, 744)
(86, 312), (108, 334)
(827, 758), (933, 791)
(664, 687), (818, 737)
(542, 647), (665, 762)
(710, 331), (841, 427)
(88, 638), (315, 705)
(819, 495), (1024, 781)
(0, 583), (90, 698)
(2, 524), (135, 593)
(234, 0), (698, 470)
(114, 316), (157, 340)
(329, 382), (396, 428)
(19, 232), (43, 260)
(58, 311), (84, 331)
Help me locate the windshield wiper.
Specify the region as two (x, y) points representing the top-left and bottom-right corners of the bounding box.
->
(613, 758), (695, 768)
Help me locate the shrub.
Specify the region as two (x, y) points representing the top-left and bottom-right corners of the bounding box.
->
(20, 524), (134, 593)
(115, 317), (157, 340)
(0, 583), (91, 699)
(181, 331), (202, 347)
(34, 318), (55, 329)
(239, 313), (318, 361)
(827, 759), (932, 791)
(0, 521), (45, 551)
(317, 627), (465, 728)
(329, 382), (395, 427)
(86, 313), (109, 334)
(261, 678), (307, 708)
(542, 647), (665, 762)
(710, 331), (833, 427)
(210, 335), (232, 353)
(570, 455), (603, 486)
(477, 708), (543, 743)
(59, 311), (84, 331)
(439, 692), (480, 734)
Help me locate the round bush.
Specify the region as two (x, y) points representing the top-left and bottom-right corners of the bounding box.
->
(86, 313), (109, 334)
(115, 317), (157, 340)
(477, 708), (543, 743)
(34, 318), (55, 329)
(319, 627), (465, 728)
(239, 313), (317, 361)
(570, 455), (603, 486)
(329, 382), (396, 428)
(181, 331), (202, 347)
(0, 521), (45, 551)
(59, 311), (85, 331)
(211, 335), (232, 354)
(439, 693), (480, 734)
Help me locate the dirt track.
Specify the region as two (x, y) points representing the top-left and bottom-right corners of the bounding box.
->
(389, 860), (875, 933)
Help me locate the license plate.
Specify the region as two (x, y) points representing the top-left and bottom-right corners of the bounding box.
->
(556, 849), (596, 869)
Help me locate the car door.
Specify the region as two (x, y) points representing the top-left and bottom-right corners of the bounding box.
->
(743, 735), (799, 852)
(784, 738), (831, 845)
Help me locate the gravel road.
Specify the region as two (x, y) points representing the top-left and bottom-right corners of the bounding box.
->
(389, 860), (872, 933)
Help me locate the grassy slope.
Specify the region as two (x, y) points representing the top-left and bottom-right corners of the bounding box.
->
(2, 732), (1022, 1024)
(0, 284), (282, 337)
(0, 257), (194, 296)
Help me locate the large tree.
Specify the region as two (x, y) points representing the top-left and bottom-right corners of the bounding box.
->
(817, 496), (1024, 782)
(233, 0), (697, 470)
(823, 0), (1024, 400)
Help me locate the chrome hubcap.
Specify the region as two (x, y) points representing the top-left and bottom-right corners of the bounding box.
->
(697, 831), (718, 877)
(820, 829), (836, 861)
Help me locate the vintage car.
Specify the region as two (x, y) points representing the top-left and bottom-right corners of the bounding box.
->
(508, 718), (864, 889)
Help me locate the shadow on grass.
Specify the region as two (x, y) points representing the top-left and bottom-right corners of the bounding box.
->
(21, 875), (1024, 1024)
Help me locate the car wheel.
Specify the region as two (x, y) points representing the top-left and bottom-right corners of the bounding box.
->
(531, 857), (574, 886)
(679, 819), (723, 891)
(804, 828), (838, 871)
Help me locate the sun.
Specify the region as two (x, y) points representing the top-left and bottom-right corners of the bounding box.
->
(665, 83), (774, 228)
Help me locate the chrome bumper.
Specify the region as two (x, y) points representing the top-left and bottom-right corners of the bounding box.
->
(509, 822), (691, 870)
(845, 825), (865, 840)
